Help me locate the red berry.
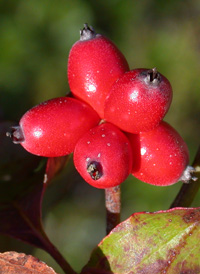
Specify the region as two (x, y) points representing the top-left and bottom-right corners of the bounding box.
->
(104, 68), (173, 133)
(67, 24), (129, 118)
(8, 97), (100, 157)
(128, 121), (189, 186)
(73, 123), (133, 189)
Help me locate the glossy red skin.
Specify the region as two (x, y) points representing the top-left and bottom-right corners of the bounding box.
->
(104, 69), (173, 133)
(73, 123), (133, 189)
(67, 34), (129, 118)
(19, 97), (100, 157)
(128, 121), (189, 186)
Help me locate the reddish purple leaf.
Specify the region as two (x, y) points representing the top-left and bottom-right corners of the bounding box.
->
(0, 121), (47, 248)
(0, 122), (74, 274)
(44, 156), (69, 187)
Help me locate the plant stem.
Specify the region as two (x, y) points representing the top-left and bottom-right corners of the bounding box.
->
(13, 199), (77, 274)
(105, 186), (121, 235)
(40, 230), (77, 274)
(170, 145), (200, 208)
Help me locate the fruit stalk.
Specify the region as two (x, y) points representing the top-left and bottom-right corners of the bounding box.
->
(170, 145), (200, 208)
(105, 186), (121, 235)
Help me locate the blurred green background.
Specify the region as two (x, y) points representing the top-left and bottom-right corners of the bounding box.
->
(0, 0), (200, 273)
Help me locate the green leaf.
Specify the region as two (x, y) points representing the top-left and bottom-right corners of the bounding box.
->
(82, 207), (200, 274)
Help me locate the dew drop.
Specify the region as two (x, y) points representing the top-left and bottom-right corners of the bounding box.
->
(44, 174), (48, 184)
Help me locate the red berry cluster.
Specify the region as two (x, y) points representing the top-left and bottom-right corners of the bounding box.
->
(8, 24), (195, 189)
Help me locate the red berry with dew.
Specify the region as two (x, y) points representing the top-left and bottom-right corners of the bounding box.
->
(8, 97), (100, 157)
(104, 68), (172, 133)
(67, 23), (129, 118)
(128, 121), (192, 186)
(73, 123), (133, 189)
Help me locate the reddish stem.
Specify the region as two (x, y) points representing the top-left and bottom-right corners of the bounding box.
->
(105, 186), (121, 235)
(41, 233), (77, 274)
